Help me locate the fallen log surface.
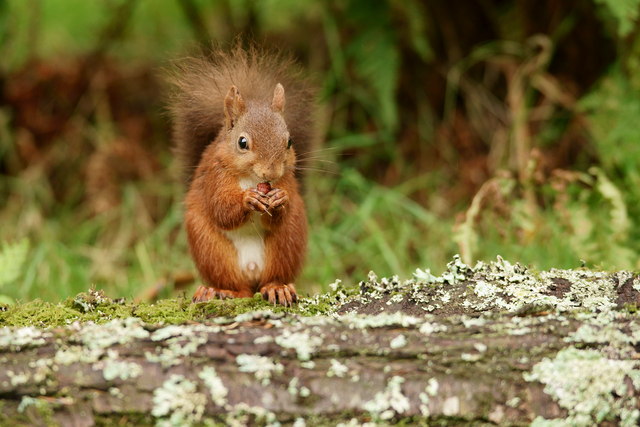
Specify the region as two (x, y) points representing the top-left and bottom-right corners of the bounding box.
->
(1, 256), (640, 426)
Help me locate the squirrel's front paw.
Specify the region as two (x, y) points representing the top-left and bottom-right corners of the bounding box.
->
(266, 188), (289, 210)
(243, 189), (269, 213)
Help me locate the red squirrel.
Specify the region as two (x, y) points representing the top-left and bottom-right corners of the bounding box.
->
(169, 47), (314, 306)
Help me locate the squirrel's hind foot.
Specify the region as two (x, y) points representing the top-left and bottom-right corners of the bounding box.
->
(259, 282), (297, 306)
(192, 285), (253, 303)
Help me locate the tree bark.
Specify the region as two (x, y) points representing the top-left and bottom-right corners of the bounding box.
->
(0, 310), (594, 426)
(2, 264), (640, 425)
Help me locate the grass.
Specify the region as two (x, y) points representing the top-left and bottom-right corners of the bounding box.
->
(0, 155), (456, 302)
(0, 175), (190, 302)
(2, 151), (634, 304)
(2, 0), (640, 304)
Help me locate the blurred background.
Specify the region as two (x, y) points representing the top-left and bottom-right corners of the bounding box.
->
(1, 0), (639, 303)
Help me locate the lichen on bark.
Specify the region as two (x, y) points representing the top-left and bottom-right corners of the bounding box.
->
(1, 255), (640, 426)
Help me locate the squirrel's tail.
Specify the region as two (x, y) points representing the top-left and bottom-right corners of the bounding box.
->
(168, 45), (316, 184)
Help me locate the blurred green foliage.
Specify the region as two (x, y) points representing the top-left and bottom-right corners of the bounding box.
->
(1, 0), (640, 302)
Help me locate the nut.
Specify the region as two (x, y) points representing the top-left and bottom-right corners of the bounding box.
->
(257, 182), (272, 194)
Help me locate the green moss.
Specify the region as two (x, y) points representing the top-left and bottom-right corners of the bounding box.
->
(0, 300), (84, 327)
(19, 397), (56, 425)
(90, 413), (488, 426)
(133, 298), (193, 324)
(191, 293), (292, 318)
(0, 288), (337, 328)
(94, 414), (156, 426)
(0, 397), (61, 427)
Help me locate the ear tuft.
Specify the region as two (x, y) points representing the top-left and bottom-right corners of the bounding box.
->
(271, 83), (285, 113)
(224, 85), (246, 128)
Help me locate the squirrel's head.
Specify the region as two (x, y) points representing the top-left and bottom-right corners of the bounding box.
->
(221, 83), (295, 184)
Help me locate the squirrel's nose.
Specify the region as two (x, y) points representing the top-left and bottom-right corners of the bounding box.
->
(260, 173), (278, 183)
(256, 164), (283, 182)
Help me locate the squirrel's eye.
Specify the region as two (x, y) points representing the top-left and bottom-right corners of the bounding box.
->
(238, 136), (248, 150)
(287, 137), (293, 149)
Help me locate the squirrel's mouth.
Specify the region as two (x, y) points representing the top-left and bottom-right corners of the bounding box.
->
(239, 173), (280, 190)
(252, 170), (283, 185)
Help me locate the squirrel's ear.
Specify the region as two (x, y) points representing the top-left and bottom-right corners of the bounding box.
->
(271, 83), (285, 113)
(224, 85), (246, 128)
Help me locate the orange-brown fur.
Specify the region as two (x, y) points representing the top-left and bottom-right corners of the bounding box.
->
(168, 46), (314, 185)
(170, 47), (312, 305)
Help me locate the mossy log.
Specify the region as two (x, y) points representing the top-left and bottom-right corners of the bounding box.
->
(1, 312), (568, 426)
(2, 257), (640, 426)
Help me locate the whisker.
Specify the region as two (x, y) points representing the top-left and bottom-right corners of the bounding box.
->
(297, 158), (338, 164)
(295, 166), (339, 175)
(295, 152), (345, 160)
(296, 154), (348, 162)
(296, 154), (340, 161)
(295, 163), (338, 170)
(296, 147), (341, 155)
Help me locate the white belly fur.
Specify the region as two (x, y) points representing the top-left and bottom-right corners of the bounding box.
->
(226, 177), (265, 282)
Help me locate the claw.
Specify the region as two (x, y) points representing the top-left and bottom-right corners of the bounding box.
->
(259, 282), (298, 306)
(283, 287), (292, 307)
(192, 286), (252, 303)
(267, 188), (288, 210)
(244, 189), (270, 213)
